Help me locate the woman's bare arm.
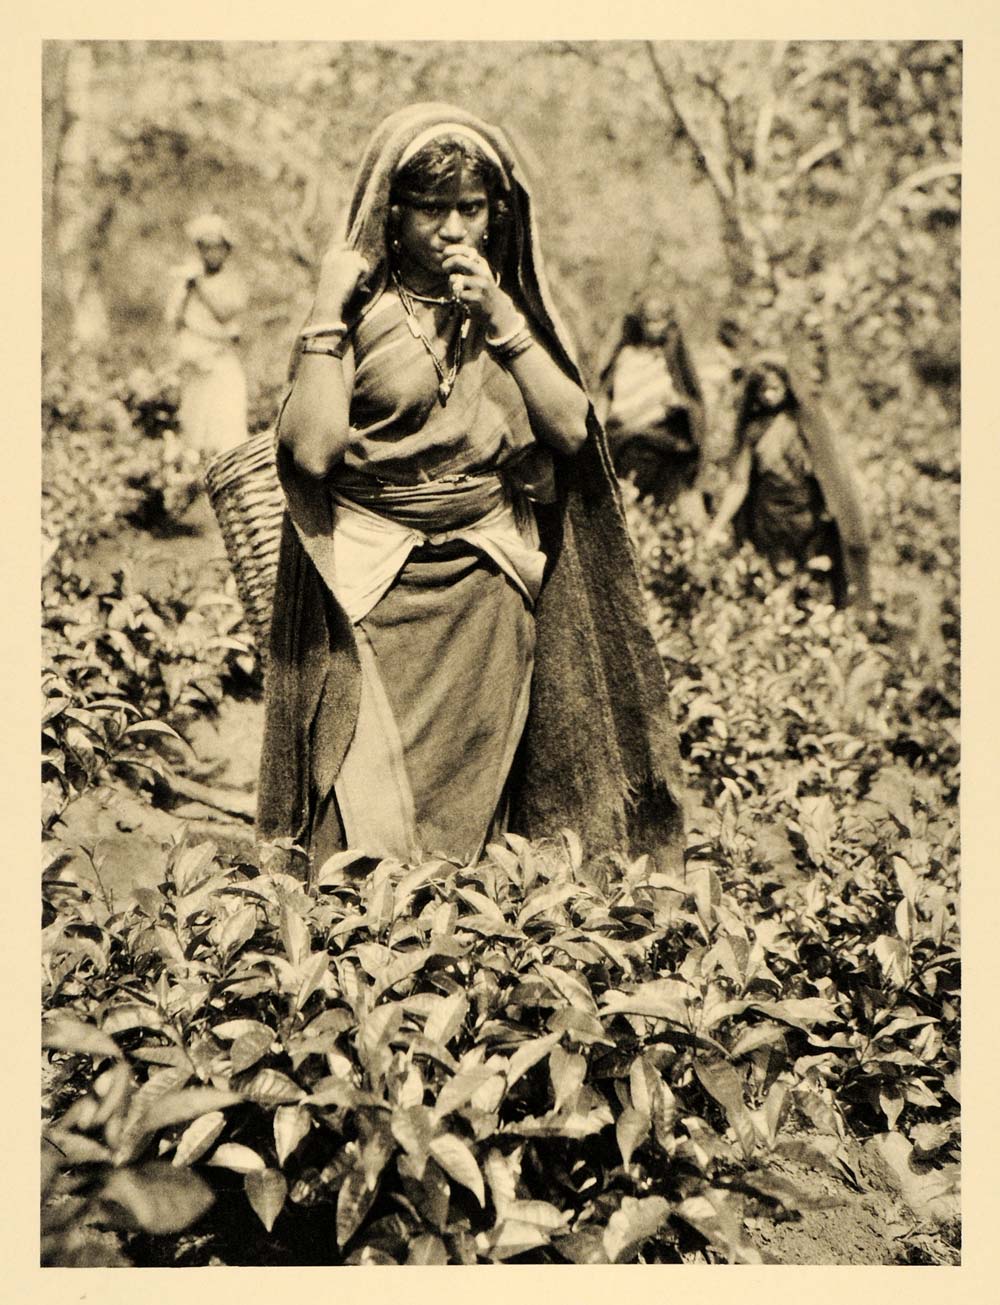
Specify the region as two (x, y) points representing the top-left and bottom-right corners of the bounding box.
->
(443, 245), (588, 456)
(499, 335), (590, 456)
(277, 248), (369, 479)
(705, 446), (752, 543)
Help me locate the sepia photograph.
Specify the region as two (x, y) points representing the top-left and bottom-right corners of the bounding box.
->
(38, 34), (962, 1270)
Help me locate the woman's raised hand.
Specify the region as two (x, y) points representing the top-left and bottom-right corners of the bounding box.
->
(315, 245), (371, 315)
(441, 245), (520, 337)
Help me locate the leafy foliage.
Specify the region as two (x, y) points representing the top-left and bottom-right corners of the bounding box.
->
(42, 793), (958, 1266)
(42, 554), (256, 832)
(40, 38), (960, 1267)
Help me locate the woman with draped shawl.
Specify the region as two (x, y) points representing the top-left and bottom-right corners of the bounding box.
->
(595, 292), (707, 517)
(257, 104), (685, 881)
(706, 354), (872, 609)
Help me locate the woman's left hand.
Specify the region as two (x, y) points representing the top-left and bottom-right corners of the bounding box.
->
(441, 245), (520, 337)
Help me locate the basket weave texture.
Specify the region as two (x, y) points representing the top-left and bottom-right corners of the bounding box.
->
(204, 429), (285, 655)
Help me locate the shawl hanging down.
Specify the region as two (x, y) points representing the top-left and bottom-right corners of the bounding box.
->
(257, 103), (685, 877)
(732, 354), (871, 606)
(592, 302), (707, 505)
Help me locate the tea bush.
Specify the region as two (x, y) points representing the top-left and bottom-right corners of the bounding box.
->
(44, 828), (955, 1266)
(42, 555), (257, 833)
(40, 354), (959, 1267)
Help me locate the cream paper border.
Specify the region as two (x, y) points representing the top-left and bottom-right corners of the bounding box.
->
(6, 3), (996, 1300)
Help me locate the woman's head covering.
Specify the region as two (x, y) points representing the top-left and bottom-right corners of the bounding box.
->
(735, 351), (795, 427)
(335, 103), (580, 381)
(185, 213), (235, 247)
(735, 351), (869, 556)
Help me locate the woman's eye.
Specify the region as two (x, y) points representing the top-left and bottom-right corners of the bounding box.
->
(460, 204), (484, 218)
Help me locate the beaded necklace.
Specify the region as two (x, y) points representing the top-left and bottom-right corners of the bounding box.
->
(392, 270), (470, 405)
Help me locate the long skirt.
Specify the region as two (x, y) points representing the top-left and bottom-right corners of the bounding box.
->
(309, 540), (535, 869)
(178, 349), (248, 456)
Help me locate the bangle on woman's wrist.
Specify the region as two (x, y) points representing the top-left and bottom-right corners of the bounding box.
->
(301, 337), (349, 359)
(490, 328), (535, 365)
(485, 312), (527, 349)
(299, 319), (348, 341)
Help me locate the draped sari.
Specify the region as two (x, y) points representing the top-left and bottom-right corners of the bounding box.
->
(257, 104), (687, 881)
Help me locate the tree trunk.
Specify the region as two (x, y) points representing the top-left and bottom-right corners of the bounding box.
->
(51, 41), (108, 349)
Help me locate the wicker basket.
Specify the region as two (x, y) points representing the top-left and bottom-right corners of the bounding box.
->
(204, 429), (285, 656)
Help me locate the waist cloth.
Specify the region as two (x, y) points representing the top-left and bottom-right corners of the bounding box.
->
(288, 470), (546, 867)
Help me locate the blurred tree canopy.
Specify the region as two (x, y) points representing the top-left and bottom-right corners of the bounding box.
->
(42, 39), (960, 422)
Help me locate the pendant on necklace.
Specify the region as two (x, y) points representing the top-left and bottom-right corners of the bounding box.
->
(437, 378), (453, 404)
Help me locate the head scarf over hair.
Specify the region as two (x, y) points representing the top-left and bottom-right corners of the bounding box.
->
(337, 104), (578, 373)
(594, 291), (706, 439)
(185, 213), (234, 247)
(735, 352), (869, 555)
(258, 103), (686, 880)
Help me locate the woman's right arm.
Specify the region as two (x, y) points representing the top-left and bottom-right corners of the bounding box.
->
(704, 445), (752, 545)
(278, 247), (369, 480)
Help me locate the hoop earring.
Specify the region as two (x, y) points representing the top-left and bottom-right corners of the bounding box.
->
(391, 236), (401, 252)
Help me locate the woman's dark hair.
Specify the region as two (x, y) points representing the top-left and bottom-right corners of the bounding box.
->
(734, 361), (798, 448)
(389, 134), (511, 258)
(618, 293), (676, 348)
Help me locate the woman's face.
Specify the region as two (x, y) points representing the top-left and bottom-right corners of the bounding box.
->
(197, 238), (230, 273)
(394, 168), (490, 284)
(756, 366), (789, 410)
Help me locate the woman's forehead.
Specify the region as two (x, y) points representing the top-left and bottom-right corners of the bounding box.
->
(401, 169), (488, 204)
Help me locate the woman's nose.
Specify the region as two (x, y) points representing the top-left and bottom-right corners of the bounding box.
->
(439, 209), (466, 242)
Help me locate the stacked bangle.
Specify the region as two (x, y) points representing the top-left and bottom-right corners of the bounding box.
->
(485, 313), (526, 349)
(486, 313), (535, 365)
(490, 329), (535, 365)
(299, 320), (348, 340)
(299, 318), (350, 359)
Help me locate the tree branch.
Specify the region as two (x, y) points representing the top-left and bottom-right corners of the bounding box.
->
(644, 41), (734, 204)
(851, 161), (962, 242)
(753, 40), (788, 173)
(795, 134), (846, 175)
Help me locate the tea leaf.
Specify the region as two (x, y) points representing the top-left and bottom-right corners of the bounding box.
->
(336, 1163), (379, 1248)
(207, 1143), (266, 1174)
(43, 1017), (121, 1060)
(616, 1107), (651, 1166)
(434, 1065), (500, 1120)
(504, 1033), (561, 1089)
(601, 979), (690, 1024)
(550, 1047), (587, 1113)
(424, 991), (468, 1046)
(280, 905), (311, 968)
(172, 1111), (227, 1167)
(230, 1024), (274, 1074)
(602, 1195), (670, 1264)
(429, 1134), (484, 1205)
(274, 1104), (312, 1167)
(143, 1087), (241, 1134)
(406, 1233), (448, 1264)
(244, 1168), (288, 1232)
(238, 1068), (303, 1106)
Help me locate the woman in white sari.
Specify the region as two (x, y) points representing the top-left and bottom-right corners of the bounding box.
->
(166, 214), (248, 456)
